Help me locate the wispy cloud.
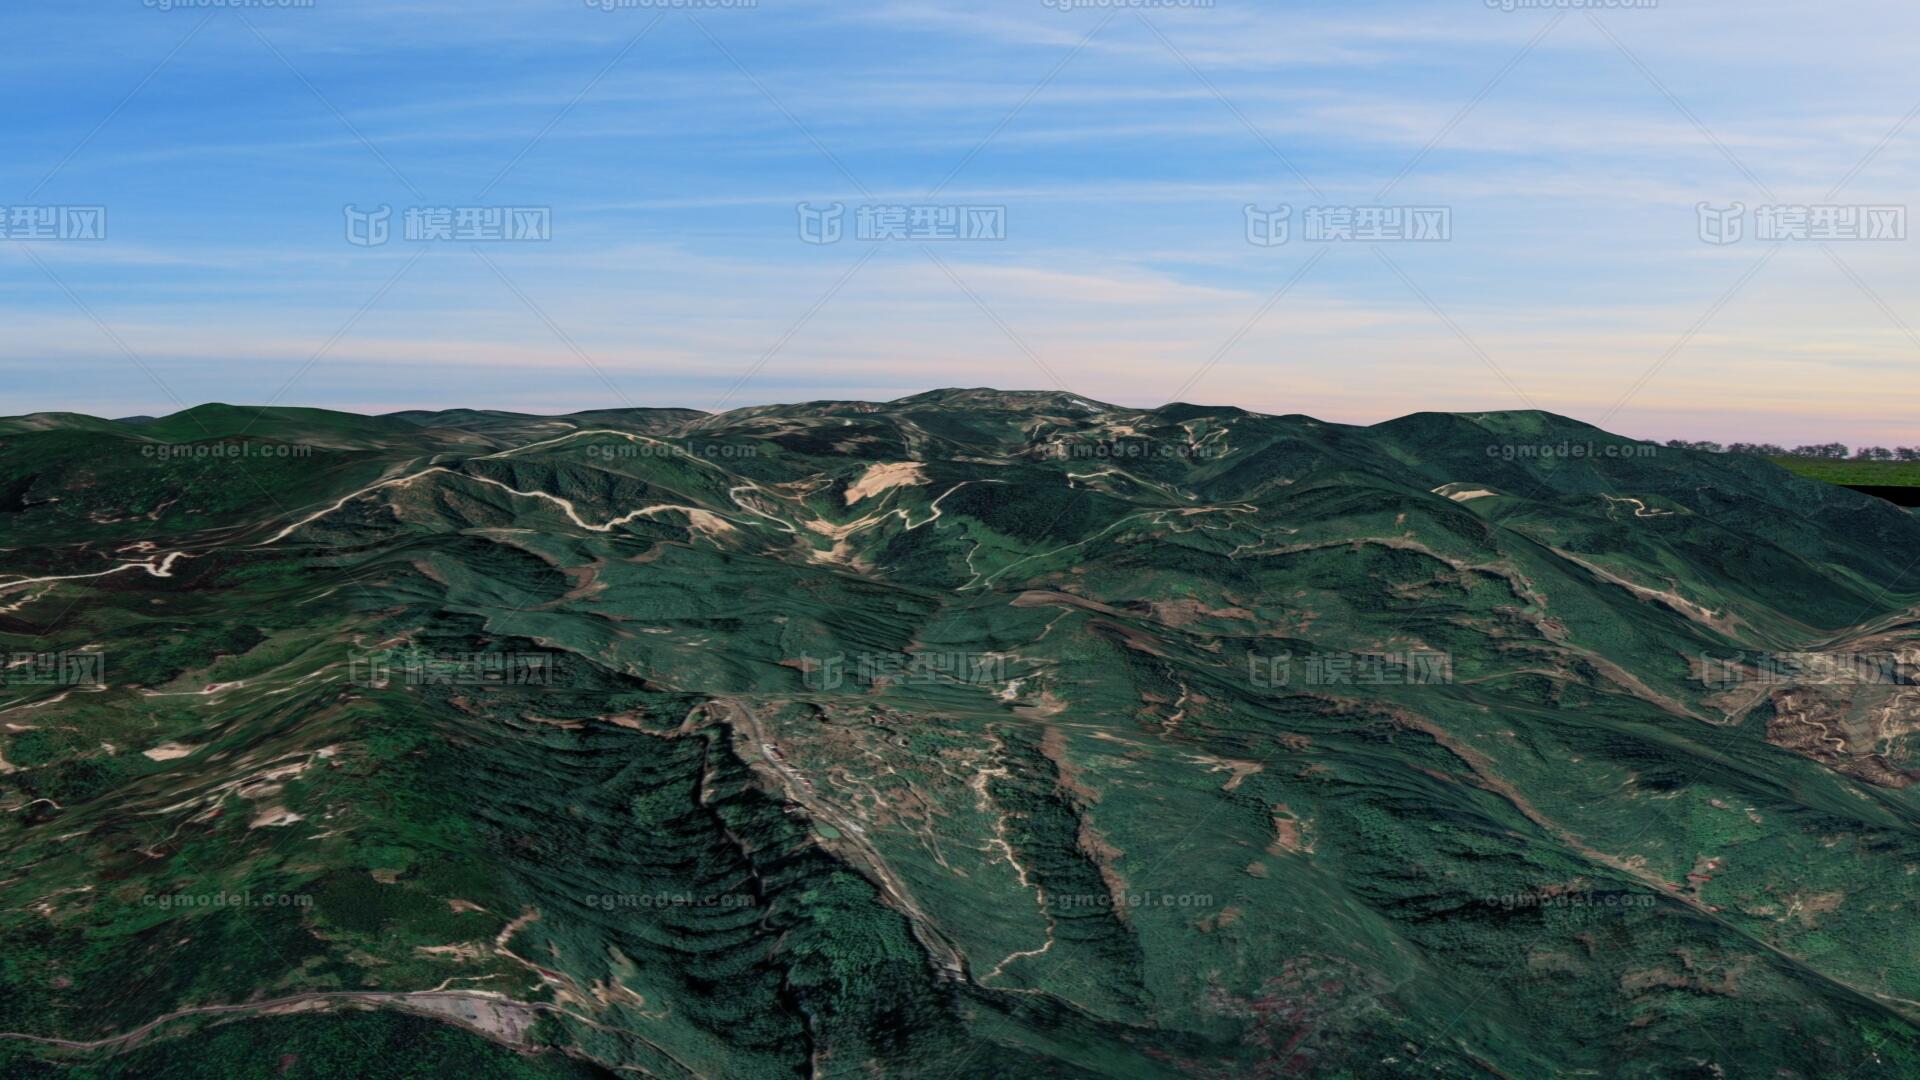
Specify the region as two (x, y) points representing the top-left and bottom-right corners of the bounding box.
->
(0, 0), (1915, 444)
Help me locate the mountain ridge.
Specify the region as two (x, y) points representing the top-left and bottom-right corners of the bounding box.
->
(1, 393), (1918, 1076)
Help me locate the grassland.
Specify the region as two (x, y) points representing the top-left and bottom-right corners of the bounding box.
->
(1770, 456), (1920, 487)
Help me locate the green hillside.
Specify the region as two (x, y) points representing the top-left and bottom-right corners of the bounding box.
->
(3, 392), (1919, 1077)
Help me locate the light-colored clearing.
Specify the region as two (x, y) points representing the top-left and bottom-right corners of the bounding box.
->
(249, 806), (304, 829)
(845, 462), (927, 505)
(142, 742), (196, 762)
(1431, 482), (1498, 502)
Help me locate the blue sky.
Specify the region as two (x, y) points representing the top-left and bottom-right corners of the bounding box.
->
(2, 0), (1917, 443)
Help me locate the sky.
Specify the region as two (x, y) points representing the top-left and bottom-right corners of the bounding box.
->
(1, 0), (1917, 445)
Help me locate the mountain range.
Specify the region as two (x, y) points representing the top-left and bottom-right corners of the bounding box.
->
(2, 389), (1918, 1078)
